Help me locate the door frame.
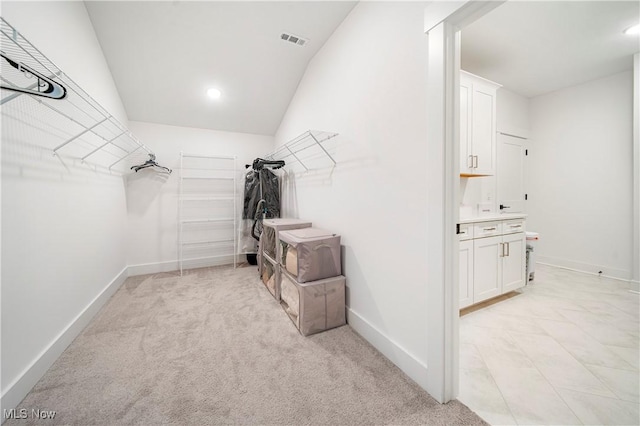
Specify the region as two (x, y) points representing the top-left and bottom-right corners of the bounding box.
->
(423, 1), (505, 403)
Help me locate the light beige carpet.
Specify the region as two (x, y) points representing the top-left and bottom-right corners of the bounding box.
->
(8, 265), (486, 425)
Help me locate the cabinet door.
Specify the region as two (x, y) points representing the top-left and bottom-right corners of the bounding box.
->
(460, 75), (472, 174)
(502, 232), (526, 293)
(473, 235), (502, 303)
(471, 80), (496, 175)
(459, 240), (474, 309)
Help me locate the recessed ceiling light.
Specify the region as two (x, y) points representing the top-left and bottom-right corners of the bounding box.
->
(624, 24), (640, 35)
(207, 88), (222, 99)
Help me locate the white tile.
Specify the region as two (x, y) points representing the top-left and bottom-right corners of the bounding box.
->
(573, 299), (640, 335)
(563, 344), (637, 373)
(510, 333), (617, 398)
(471, 409), (518, 426)
(475, 342), (534, 371)
(558, 388), (640, 426)
(489, 297), (568, 321)
(525, 284), (605, 303)
(459, 324), (519, 351)
(607, 345), (640, 370)
(531, 294), (591, 310)
(460, 344), (488, 371)
(465, 309), (548, 335)
(586, 364), (640, 403)
(597, 293), (640, 318)
(557, 308), (639, 349)
(537, 319), (637, 371)
(459, 265), (640, 426)
(458, 368), (516, 426)
(490, 366), (581, 425)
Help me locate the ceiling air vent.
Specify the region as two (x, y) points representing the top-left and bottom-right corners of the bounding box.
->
(280, 32), (308, 47)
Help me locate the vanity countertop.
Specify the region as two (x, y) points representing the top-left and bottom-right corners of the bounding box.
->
(459, 213), (527, 224)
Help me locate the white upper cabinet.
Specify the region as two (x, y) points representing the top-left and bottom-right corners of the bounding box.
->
(460, 71), (501, 176)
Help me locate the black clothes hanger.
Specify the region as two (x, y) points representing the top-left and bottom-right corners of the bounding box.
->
(252, 158), (285, 171)
(1, 51), (67, 100)
(131, 153), (172, 174)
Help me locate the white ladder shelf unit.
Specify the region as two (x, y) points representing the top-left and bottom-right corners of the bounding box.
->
(178, 153), (237, 275)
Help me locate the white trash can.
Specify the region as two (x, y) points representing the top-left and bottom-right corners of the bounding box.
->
(526, 231), (539, 282)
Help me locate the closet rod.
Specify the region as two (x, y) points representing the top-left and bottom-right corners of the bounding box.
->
(181, 153), (236, 160)
(181, 176), (234, 180)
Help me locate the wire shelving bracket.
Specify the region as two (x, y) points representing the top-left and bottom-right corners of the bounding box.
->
(0, 17), (153, 174)
(265, 130), (339, 171)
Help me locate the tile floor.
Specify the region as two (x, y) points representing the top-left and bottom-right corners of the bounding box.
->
(458, 264), (640, 425)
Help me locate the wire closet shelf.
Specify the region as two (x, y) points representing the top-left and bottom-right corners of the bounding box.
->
(0, 17), (153, 174)
(264, 130), (338, 172)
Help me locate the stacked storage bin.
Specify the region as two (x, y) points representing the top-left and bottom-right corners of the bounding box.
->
(259, 218), (312, 300)
(279, 228), (346, 336)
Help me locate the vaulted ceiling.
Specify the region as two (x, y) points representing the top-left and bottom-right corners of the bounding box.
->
(462, 1), (639, 98)
(85, 1), (356, 136)
(86, 1), (639, 137)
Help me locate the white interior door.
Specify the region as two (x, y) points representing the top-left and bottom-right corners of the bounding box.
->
(498, 133), (526, 213)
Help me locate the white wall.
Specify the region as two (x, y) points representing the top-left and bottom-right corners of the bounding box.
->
(528, 71), (634, 280)
(633, 53), (639, 287)
(126, 121), (274, 274)
(1, 1), (131, 414)
(496, 88), (530, 138)
(274, 2), (430, 387)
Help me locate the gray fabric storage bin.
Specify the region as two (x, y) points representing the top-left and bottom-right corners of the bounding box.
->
(260, 218), (312, 300)
(261, 257), (276, 297)
(257, 234), (264, 275)
(280, 270), (346, 336)
(262, 218), (312, 260)
(280, 228), (341, 283)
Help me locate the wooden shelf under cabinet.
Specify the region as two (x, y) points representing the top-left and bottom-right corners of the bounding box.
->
(460, 173), (492, 178)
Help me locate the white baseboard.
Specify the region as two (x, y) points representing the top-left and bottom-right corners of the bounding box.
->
(128, 256), (238, 277)
(127, 260), (179, 276)
(0, 267), (128, 421)
(346, 308), (429, 390)
(537, 256), (631, 282)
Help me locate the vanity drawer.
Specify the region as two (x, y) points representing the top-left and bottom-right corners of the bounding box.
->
(503, 219), (526, 235)
(473, 221), (502, 238)
(459, 223), (474, 241)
